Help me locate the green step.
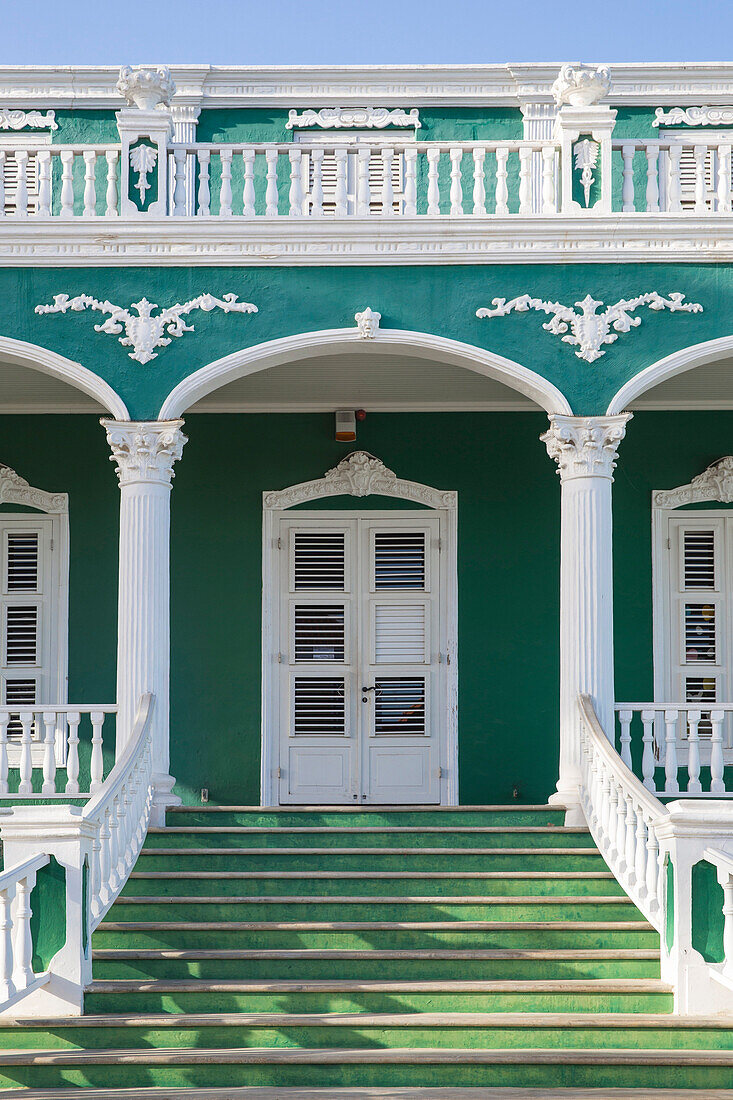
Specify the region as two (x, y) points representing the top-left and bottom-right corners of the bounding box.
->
(122, 871), (625, 898)
(166, 807), (567, 828)
(144, 827), (594, 849)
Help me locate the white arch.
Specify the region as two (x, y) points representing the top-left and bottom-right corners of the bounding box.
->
(0, 334), (129, 420)
(158, 328), (573, 419)
(607, 335), (733, 416)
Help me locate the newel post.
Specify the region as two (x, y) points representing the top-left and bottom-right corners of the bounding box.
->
(102, 419), (187, 826)
(552, 63), (616, 215)
(115, 65), (175, 216)
(542, 413), (631, 823)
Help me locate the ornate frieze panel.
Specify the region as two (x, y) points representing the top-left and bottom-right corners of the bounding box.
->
(0, 463), (66, 513)
(35, 292), (257, 364)
(286, 107), (421, 129)
(654, 457), (733, 508)
(0, 108), (57, 131)
(477, 292), (703, 363)
(653, 106), (733, 127)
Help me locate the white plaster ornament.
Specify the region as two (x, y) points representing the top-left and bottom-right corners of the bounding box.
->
(653, 106), (733, 127)
(654, 457), (733, 508)
(116, 66), (176, 111)
(286, 107), (421, 130)
(477, 292), (703, 363)
(552, 64), (612, 108)
(355, 307), (381, 338)
(0, 108), (57, 131)
(574, 139), (599, 207)
(129, 145), (158, 203)
(35, 293), (258, 365)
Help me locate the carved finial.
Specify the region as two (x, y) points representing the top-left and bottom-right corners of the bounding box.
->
(552, 64), (612, 108)
(116, 66), (176, 110)
(355, 307), (381, 339)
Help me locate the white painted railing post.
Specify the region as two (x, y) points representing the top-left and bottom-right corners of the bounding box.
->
(664, 708), (680, 794)
(101, 421), (187, 826)
(641, 708), (656, 791)
(711, 708), (725, 794)
(41, 711), (57, 796)
(618, 708), (633, 768)
(542, 415), (631, 823)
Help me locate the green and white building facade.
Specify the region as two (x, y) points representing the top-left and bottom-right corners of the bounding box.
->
(3, 58), (733, 1092)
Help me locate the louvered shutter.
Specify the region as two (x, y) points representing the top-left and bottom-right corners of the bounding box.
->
(659, 133), (733, 210)
(0, 143), (43, 216)
(295, 132), (409, 214)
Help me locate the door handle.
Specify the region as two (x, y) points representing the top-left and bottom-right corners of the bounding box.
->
(361, 685), (377, 703)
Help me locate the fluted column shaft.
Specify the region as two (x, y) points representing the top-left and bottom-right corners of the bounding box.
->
(102, 419), (187, 824)
(542, 413), (631, 819)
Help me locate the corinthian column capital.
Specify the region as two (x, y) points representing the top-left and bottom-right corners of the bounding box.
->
(541, 413), (632, 481)
(101, 419), (187, 487)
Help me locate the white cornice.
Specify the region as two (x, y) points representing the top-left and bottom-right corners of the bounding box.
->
(2, 63), (733, 108)
(1, 215), (733, 266)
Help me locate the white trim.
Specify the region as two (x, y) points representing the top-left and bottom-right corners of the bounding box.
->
(261, 455), (458, 807)
(192, 400), (537, 413)
(159, 328), (572, 420)
(0, 335), (128, 420)
(607, 336), (733, 416)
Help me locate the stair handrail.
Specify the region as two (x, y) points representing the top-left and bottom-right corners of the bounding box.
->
(578, 693), (668, 929)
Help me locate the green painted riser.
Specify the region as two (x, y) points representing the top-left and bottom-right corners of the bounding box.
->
(135, 852), (607, 872)
(92, 958), (661, 981)
(92, 928), (658, 951)
(5, 1059), (728, 1090)
(83, 991), (673, 1015)
(144, 830), (593, 849)
(121, 875), (625, 897)
(166, 810), (566, 827)
(106, 901), (639, 922)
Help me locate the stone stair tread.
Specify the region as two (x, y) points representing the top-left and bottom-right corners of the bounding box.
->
(87, 978), (671, 993)
(137, 846), (602, 856)
(115, 894), (632, 905)
(130, 870), (615, 879)
(0, 1046), (723, 1065)
(166, 804), (559, 812)
(4, 1088), (732, 1100)
(147, 826), (589, 834)
(98, 919), (653, 931)
(93, 948), (658, 960)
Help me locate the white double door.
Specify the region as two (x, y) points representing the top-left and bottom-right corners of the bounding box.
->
(270, 512), (450, 804)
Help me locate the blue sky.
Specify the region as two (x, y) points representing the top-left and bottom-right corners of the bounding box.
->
(1, 0), (732, 65)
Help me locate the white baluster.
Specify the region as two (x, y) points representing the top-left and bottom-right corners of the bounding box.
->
(98, 810), (111, 907)
(12, 150), (29, 218)
(519, 147), (532, 214)
(82, 150), (96, 217)
(104, 150), (118, 217)
(664, 708), (680, 794)
(90, 833), (102, 920)
(694, 144), (708, 212)
(173, 148), (187, 216)
(541, 146), (556, 213)
(635, 811), (647, 897)
(710, 708), (725, 794)
(37, 151), (52, 216)
(381, 147), (395, 214)
(65, 711), (80, 796)
(657, 848), (667, 919)
(624, 795), (636, 885)
(90, 710), (104, 793)
(115, 790), (129, 880)
(41, 710), (57, 796)
(242, 148), (256, 217)
(618, 709), (633, 769)
(449, 147), (463, 215)
(0, 152), (5, 217)
(219, 149), (233, 217)
(13, 874), (34, 989)
(0, 887), (15, 1001)
(334, 148), (348, 217)
(646, 147), (660, 212)
(722, 876), (733, 979)
(646, 820), (659, 909)
(0, 712), (8, 796)
(356, 148), (371, 216)
(195, 150), (210, 217)
(404, 147), (417, 215)
(60, 151), (74, 218)
(18, 710), (33, 796)
(615, 783), (627, 870)
(718, 145), (732, 213)
(265, 148), (278, 216)
(686, 708), (702, 794)
(309, 148), (324, 216)
(472, 148), (486, 215)
(606, 781), (619, 859)
(641, 709), (657, 792)
(288, 148), (303, 217)
(622, 144), (635, 212)
(427, 148), (440, 215)
(495, 147), (509, 215)
(108, 800), (120, 895)
(599, 763), (612, 848)
(667, 144), (682, 212)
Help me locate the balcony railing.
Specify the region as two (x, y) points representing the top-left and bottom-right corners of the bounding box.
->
(1, 135), (733, 220)
(614, 703), (733, 796)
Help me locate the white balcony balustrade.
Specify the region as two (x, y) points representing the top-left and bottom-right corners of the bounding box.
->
(0, 706), (117, 798)
(614, 703), (733, 796)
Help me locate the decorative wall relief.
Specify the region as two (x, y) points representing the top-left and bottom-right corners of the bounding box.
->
(552, 64), (612, 108)
(0, 108), (57, 131)
(574, 139), (599, 207)
(653, 106), (733, 127)
(35, 293), (258, 365)
(355, 307), (381, 338)
(477, 292), (703, 363)
(286, 107), (421, 130)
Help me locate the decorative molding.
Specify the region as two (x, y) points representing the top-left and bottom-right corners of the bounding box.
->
(653, 457), (733, 508)
(653, 105), (733, 127)
(286, 107), (421, 130)
(102, 419), (187, 486)
(35, 292), (258, 365)
(355, 307), (380, 338)
(552, 64), (612, 108)
(477, 292), (703, 363)
(541, 414), (632, 481)
(116, 66), (176, 110)
(0, 108), (57, 131)
(129, 145), (158, 203)
(264, 450), (457, 511)
(574, 139), (599, 207)
(0, 463), (67, 513)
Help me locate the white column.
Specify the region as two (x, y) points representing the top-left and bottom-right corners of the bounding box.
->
(541, 414), (631, 822)
(102, 419), (187, 826)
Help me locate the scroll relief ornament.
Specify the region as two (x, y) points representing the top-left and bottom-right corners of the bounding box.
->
(653, 106), (733, 127)
(476, 292), (702, 363)
(654, 457), (733, 508)
(0, 108), (57, 131)
(286, 107), (421, 130)
(35, 293), (258, 365)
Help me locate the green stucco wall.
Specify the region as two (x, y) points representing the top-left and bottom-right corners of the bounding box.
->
(7, 263), (727, 420)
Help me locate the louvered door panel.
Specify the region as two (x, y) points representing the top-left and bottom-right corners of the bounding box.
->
(1, 152), (39, 215)
(374, 603), (427, 663)
(297, 133), (409, 214)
